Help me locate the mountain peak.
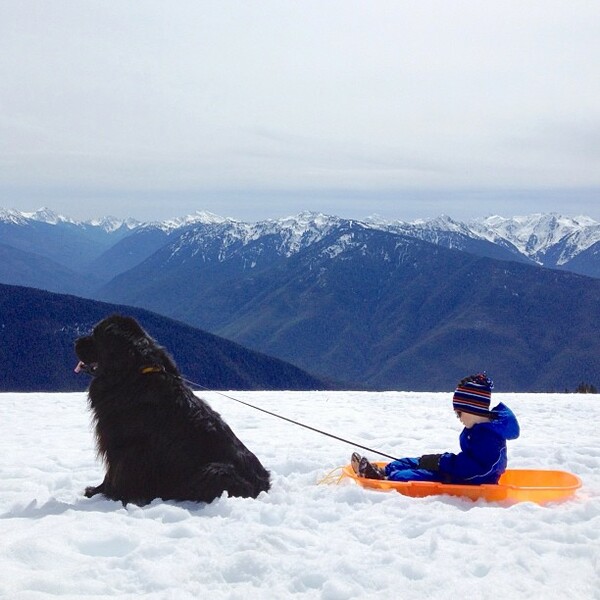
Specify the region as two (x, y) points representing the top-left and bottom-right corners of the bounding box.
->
(470, 213), (600, 263)
(2, 207), (141, 232)
(0, 208), (28, 225)
(261, 212), (342, 255)
(156, 211), (234, 232)
(272, 211), (339, 229)
(85, 216), (141, 232)
(422, 214), (469, 232)
(23, 207), (71, 225)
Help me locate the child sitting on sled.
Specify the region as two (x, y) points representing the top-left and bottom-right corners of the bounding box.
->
(351, 373), (520, 485)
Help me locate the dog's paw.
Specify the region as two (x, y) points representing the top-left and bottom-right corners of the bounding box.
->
(84, 485), (102, 498)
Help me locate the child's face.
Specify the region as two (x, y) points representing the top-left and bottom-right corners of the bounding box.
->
(455, 411), (490, 429)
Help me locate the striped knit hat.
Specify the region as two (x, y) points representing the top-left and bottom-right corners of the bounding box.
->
(452, 373), (494, 417)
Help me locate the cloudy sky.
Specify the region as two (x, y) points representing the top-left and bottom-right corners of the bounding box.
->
(1, 1), (599, 223)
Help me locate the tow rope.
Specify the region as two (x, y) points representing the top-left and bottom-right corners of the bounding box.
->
(182, 376), (399, 462)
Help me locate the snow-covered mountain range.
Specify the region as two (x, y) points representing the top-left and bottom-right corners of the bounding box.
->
(3, 207), (598, 273)
(471, 213), (600, 266)
(0, 207), (140, 232)
(171, 210), (600, 268)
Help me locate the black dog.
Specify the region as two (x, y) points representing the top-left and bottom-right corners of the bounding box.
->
(74, 314), (270, 505)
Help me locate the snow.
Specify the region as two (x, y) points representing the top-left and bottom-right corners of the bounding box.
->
(156, 211), (234, 232)
(21, 208), (69, 226)
(470, 213), (600, 263)
(5, 206), (600, 269)
(85, 217), (141, 233)
(0, 208), (29, 226)
(1, 391), (598, 599)
(264, 212), (341, 256)
(165, 210), (600, 268)
(169, 212), (342, 263)
(1, 207), (140, 233)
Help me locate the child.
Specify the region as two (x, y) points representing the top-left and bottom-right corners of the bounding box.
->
(351, 373), (520, 485)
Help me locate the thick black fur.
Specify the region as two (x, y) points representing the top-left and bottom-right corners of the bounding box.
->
(74, 315), (271, 505)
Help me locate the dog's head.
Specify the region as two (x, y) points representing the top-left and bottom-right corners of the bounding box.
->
(74, 315), (178, 377)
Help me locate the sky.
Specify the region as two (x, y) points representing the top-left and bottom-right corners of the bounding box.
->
(1, 1), (599, 224)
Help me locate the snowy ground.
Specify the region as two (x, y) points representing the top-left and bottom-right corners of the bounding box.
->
(1, 391), (598, 599)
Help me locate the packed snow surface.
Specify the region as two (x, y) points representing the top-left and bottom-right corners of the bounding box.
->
(1, 391), (598, 599)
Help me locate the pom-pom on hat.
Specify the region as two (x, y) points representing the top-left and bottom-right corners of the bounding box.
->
(453, 373), (494, 417)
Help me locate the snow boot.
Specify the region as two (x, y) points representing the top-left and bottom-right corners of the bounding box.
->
(351, 452), (362, 474)
(358, 457), (386, 480)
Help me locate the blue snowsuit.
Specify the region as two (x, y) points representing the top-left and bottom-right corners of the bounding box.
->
(384, 403), (520, 485)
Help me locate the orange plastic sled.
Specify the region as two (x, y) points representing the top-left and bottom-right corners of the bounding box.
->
(341, 463), (582, 504)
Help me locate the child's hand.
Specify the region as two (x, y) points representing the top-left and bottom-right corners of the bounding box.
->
(418, 454), (442, 471)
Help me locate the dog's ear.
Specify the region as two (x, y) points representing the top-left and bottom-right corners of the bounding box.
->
(114, 316), (145, 337)
(96, 315), (144, 339)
